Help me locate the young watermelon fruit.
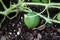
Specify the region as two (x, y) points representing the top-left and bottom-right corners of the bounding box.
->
(24, 12), (40, 29)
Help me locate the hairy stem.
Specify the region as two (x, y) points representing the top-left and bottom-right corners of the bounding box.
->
(1, 1), (7, 10)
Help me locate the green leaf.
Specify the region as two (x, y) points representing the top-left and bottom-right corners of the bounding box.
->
(42, 0), (48, 3)
(57, 12), (60, 21)
(31, 0), (41, 3)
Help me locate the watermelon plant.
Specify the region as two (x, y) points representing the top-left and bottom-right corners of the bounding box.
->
(0, 0), (60, 29)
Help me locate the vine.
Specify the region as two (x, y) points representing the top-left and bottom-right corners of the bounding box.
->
(0, 0), (60, 28)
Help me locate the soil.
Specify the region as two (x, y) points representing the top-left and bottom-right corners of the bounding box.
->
(0, 0), (60, 40)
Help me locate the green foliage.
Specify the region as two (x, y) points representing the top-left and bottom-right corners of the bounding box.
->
(42, 0), (48, 3)
(0, 0), (2, 2)
(24, 12), (40, 28)
(31, 0), (40, 3)
(57, 12), (60, 21)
